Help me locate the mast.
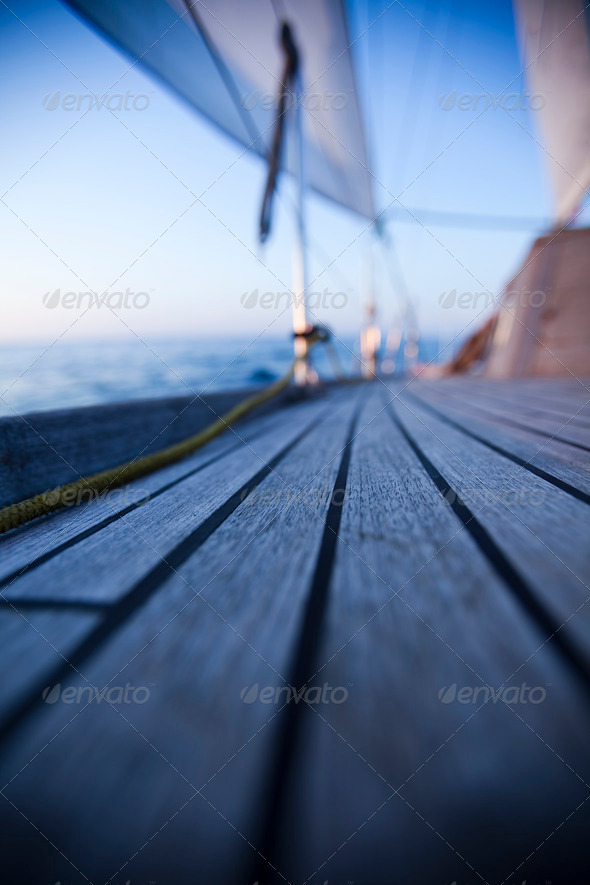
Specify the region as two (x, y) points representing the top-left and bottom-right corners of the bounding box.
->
(359, 249), (381, 378)
(291, 64), (311, 386)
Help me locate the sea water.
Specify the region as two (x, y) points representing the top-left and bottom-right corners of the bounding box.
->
(0, 335), (448, 417)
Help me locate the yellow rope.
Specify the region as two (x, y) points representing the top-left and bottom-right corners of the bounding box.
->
(0, 363), (297, 535)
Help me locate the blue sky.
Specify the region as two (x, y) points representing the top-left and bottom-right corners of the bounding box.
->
(0, 0), (580, 353)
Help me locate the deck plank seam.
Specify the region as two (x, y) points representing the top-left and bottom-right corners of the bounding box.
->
(0, 598), (109, 612)
(438, 386), (590, 429)
(0, 412), (325, 745)
(251, 397), (363, 884)
(405, 390), (590, 505)
(0, 407), (296, 595)
(386, 401), (590, 696)
(424, 388), (590, 453)
(394, 391), (590, 619)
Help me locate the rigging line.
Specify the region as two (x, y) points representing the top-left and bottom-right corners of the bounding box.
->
(423, 0), (463, 165)
(270, 0), (346, 211)
(369, 0), (421, 332)
(384, 205), (550, 231)
(182, 2), (347, 303)
(268, 0), (287, 23)
(187, 0), (351, 245)
(379, 224), (419, 336)
(371, 0), (386, 166)
(380, 232), (410, 305)
(381, 3), (435, 335)
(389, 0), (435, 199)
(182, 1), (350, 311)
(272, 182), (351, 294)
(181, 0), (263, 148)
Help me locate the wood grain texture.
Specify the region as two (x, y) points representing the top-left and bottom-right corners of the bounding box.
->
(273, 386), (590, 885)
(0, 394), (335, 605)
(410, 382), (590, 497)
(0, 378), (589, 885)
(0, 387), (298, 508)
(394, 390), (590, 662)
(0, 388), (362, 885)
(0, 398), (317, 590)
(422, 381), (590, 449)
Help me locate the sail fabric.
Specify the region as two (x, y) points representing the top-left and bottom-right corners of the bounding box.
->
(514, 0), (590, 223)
(66, 0), (375, 220)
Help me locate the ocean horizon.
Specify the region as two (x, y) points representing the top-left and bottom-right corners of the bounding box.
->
(0, 335), (455, 417)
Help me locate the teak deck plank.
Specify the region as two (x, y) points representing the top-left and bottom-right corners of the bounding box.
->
(423, 382), (590, 449)
(0, 388), (362, 884)
(271, 386), (590, 885)
(0, 378), (588, 885)
(410, 384), (590, 497)
(395, 389), (590, 658)
(0, 388), (296, 509)
(444, 382), (590, 428)
(0, 404), (289, 589)
(0, 395), (334, 605)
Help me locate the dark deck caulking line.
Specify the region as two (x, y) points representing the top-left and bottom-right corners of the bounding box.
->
(441, 387), (590, 429)
(405, 390), (590, 506)
(387, 402), (590, 695)
(419, 389), (590, 453)
(0, 598), (108, 612)
(252, 399), (362, 885)
(0, 415), (322, 746)
(0, 419), (276, 592)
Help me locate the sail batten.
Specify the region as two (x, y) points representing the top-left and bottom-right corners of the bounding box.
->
(66, 0), (375, 221)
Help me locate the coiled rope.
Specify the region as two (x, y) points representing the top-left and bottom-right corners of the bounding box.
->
(0, 361), (299, 535)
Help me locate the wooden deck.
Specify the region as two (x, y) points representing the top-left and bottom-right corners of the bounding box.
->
(0, 376), (589, 885)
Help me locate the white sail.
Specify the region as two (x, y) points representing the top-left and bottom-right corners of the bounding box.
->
(514, 0), (590, 224)
(66, 0), (375, 220)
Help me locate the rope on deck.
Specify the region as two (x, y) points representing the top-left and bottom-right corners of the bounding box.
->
(0, 362), (300, 535)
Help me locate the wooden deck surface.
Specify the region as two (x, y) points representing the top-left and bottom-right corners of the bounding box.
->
(1, 376), (589, 885)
